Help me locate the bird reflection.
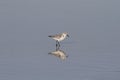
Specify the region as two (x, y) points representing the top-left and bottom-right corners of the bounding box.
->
(48, 46), (68, 60)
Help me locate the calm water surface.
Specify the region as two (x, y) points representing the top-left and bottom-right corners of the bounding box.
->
(0, 0), (120, 80)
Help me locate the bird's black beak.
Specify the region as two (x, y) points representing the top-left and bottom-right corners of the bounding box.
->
(67, 34), (69, 37)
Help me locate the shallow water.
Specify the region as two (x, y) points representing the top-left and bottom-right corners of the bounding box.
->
(0, 0), (120, 80)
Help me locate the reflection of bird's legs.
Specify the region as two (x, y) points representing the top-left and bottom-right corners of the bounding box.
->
(56, 46), (59, 50)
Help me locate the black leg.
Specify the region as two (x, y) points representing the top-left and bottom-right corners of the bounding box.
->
(58, 42), (60, 47)
(56, 41), (60, 50)
(56, 41), (58, 47)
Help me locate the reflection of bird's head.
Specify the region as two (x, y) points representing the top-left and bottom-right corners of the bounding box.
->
(48, 50), (68, 60)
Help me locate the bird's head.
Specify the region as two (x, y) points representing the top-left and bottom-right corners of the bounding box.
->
(63, 32), (69, 37)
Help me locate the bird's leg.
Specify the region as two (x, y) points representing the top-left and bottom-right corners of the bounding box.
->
(58, 41), (60, 47)
(56, 41), (59, 50)
(56, 41), (58, 47)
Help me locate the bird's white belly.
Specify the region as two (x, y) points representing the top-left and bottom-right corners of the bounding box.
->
(57, 37), (65, 42)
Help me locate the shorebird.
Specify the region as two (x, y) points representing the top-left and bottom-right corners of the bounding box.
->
(48, 50), (68, 60)
(48, 32), (69, 47)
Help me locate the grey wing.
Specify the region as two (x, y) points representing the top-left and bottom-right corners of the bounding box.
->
(48, 34), (62, 38)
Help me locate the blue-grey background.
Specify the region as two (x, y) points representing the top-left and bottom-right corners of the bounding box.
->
(0, 0), (120, 80)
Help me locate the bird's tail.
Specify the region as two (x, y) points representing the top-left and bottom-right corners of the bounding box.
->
(48, 35), (53, 37)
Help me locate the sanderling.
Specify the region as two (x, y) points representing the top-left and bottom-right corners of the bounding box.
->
(48, 50), (68, 60)
(48, 32), (69, 47)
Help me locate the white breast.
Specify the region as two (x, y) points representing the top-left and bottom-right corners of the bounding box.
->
(58, 34), (66, 41)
